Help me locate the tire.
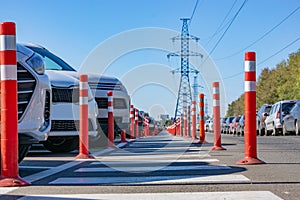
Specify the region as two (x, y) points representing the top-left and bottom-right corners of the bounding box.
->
(18, 144), (31, 163)
(259, 128), (265, 136)
(43, 136), (78, 153)
(266, 128), (271, 136)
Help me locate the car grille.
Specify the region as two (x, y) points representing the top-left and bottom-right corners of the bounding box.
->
(17, 63), (36, 120)
(95, 98), (127, 109)
(89, 82), (122, 90)
(52, 88), (79, 103)
(51, 120), (93, 131)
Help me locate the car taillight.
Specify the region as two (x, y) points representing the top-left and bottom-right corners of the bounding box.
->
(276, 110), (280, 119)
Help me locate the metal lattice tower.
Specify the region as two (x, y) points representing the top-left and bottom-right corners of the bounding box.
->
(167, 18), (202, 121)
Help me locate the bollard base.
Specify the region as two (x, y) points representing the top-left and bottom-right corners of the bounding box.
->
(236, 157), (265, 165)
(210, 146), (226, 151)
(75, 153), (95, 159)
(0, 176), (30, 187)
(199, 140), (208, 144)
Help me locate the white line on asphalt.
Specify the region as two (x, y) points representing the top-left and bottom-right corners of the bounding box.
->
(74, 164), (231, 173)
(0, 187), (18, 195)
(49, 174), (250, 185)
(16, 191), (283, 200)
(90, 158), (219, 165)
(19, 166), (53, 170)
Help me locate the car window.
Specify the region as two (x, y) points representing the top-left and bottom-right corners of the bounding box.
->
(282, 102), (295, 113)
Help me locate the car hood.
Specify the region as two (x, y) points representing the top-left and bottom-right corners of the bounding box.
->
(46, 70), (79, 88)
(60, 71), (120, 84)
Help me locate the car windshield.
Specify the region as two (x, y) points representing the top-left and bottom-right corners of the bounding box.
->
(27, 46), (76, 71)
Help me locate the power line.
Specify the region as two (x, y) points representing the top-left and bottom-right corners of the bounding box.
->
(189, 0), (200, 25)
(257, 35), (300, 67)
(223, 35), (300, 79)
(204, 0), (238, 47)
(201, 0), (248, 65)
(217, 5), (300, 60)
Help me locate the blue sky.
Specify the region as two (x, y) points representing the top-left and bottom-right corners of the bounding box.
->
(2, 0), (300, 118)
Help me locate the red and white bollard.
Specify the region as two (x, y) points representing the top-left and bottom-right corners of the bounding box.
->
(187, 105), (191, 137)
(237, 52), (265, 165)
(121, 130), (127, 143)
(191, 101), (197, 140)
(135, 108), (139, 138)
(0, 22), (30, 186)
(199, 93), (207, 144)
(183, 110), (187, 137)
(76, 75), (94, 159)
(130, 105), (135, 139)
(211, 82), (226, 150)
(175, 117), (181, 136)
(107, 91), (115, 148)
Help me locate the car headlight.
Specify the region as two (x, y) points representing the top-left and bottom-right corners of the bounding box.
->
(26, 53), (45, 75)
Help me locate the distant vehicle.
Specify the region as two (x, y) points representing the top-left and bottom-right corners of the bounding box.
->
(224, 116), (234, 134)
(10, 44), (52, 162)
(205, 119), (213, 132)
(230, 116), (241, 134)
(282, 100), (300, 135)
(265, 100), (296, 136)
(256, 104), (272, 136)
(236, 115), (245, 136)
(221, 117), (227, 133)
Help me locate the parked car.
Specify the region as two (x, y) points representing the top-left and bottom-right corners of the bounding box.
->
(256, 104), (272, 136)
(25, 44), (130, 146)
(230, 116), (241, 135)
(4, 44), (52, 162)
(205, 118), (213, 132)
(224, 116), (234, 134)
(236, 115), (245, 136)
(281, 100), (300, 135)
(221, 117), (227, 133)
(23, 44), (99, 152)
(265, 100), (296, 136)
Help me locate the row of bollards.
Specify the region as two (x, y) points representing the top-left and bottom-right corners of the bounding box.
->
(167, 52), (265, 166)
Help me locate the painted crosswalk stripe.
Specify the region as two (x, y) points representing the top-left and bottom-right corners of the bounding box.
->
(75, 164), (231, 173)
(90, 158), (219, 165)
(49, 174), (250, 185)
(17, 191), (283, 200)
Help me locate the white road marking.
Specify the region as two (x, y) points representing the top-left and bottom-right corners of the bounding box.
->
(75, 164), (231, 173)
(49, 174), (250, 185)
(17, 191), (283, 200)
(90, 158), (219, 165)
(0, 187), (18, 195)
(19, 166), (53, 170)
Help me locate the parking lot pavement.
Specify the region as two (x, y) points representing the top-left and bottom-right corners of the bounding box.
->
(1, 131), (293, 199)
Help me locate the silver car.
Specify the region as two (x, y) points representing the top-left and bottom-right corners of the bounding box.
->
(282, 100), (300, 135)
(265, 100), (296, 136)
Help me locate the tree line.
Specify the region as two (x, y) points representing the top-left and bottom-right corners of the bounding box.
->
(226, 49), (300, 116)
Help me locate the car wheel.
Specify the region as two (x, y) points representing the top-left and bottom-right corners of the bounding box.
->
(18, 144), (32, 163)
(43, 136), (78, 153)
(266, 128), (271, 136)
(295, 121), (299, 136)
(282, 123), (287, 136)
(259, 128), (265, 136)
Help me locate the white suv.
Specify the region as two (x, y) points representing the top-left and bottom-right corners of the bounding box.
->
(25, 44), (130, 147)
(23, 44), (99, 153)
(6, 44), (52, 162)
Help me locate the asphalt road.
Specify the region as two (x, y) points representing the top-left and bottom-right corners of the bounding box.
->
(0, 130), (299, 199)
